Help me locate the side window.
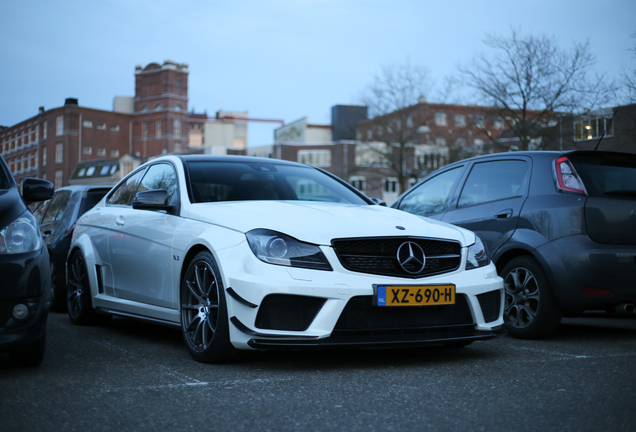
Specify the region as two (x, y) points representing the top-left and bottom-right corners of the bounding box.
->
(458, 160), (529, 208)
(137, 163), (178, 204)
(41, 191), (72, 224)
(107, 169), (146, 206)
(398, 167), (463, 216)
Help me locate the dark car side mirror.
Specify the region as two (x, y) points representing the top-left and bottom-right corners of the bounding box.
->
(133, 189), (174, 212)
(22, 178), (54, 204)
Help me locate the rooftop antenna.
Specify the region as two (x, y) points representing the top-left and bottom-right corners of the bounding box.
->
(593, 109), (617, 151)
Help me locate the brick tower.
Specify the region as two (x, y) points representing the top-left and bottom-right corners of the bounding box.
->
(133, 60), (189, 157)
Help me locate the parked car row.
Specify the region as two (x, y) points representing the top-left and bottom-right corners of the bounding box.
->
(3, 149), (634, 366)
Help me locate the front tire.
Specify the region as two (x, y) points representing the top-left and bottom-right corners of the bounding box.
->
(67, 250), (110, 326)
(180, 251), (241, 364)
(502, 256), (561, 339)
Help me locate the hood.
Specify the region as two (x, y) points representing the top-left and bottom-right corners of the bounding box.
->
(185, 201), (475, 246)
(0, 189), (26, 231)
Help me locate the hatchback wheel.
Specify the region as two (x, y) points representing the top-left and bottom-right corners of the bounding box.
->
(502, 256), (561, 339)
(67, 250), (110, 325)
(49, 260), (66, 312)
(180, 251), (242, 363)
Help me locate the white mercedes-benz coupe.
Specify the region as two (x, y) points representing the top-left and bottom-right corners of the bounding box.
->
(67, 155), (504, 363)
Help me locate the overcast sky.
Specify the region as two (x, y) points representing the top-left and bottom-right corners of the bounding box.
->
(2, 0), (635, 147)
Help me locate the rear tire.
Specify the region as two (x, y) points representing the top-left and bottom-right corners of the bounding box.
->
(67, 250), (111, 326)
(180, 251), (242, 364)
(502, 256), (561, 339)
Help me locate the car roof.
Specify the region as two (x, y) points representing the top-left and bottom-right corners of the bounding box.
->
(175, 154), (309, 167)
(54, 185), (112, 193)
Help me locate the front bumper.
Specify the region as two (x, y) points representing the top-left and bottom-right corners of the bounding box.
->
(217, 242), (505, 350)
(0, 247), (51, 351)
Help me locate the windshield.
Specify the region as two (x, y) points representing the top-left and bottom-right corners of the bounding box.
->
(186, 161), (369, 205)
(569, 152), (636, 198)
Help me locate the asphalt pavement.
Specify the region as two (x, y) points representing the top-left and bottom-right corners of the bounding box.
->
(1, 311), (635, 432)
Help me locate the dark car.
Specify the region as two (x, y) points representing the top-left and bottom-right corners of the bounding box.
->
(392, 150), (636, 339)
(33, 185), (110, 311)
(0, 155), (54, 366)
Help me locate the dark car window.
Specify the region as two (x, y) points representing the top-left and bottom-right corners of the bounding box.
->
(107, 169), (146, 206)
(41, 190), (72, 224)
(397, 166), (463, 216)
(569, 152), (636, 198)
(138, 163), (178, 203)
(79, 189), (110, 215)
(458, 160), (528, 208)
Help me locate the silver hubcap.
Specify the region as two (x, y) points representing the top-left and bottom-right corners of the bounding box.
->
(504, 267), (540, 329)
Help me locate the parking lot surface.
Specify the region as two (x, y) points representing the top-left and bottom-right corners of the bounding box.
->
(1, 312), (635, 432)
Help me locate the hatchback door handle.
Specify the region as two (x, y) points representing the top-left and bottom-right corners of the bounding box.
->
(495, 209), (513, 219)
(115, 216), (125, 227)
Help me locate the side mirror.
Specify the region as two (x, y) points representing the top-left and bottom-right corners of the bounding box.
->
(368, 197), (387, 207)
(132, 189), (174, 212)
(22, 178), (54, 203)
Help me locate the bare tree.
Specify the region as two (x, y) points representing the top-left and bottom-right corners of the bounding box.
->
(621, 31), (636, 103)
(359, 61), (435, 194)
(459, 29), (616, 151)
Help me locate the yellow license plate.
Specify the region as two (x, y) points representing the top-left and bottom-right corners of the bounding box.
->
(375, 285), (455, 306)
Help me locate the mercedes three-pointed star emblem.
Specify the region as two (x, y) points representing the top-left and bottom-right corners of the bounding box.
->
(397, 241), (426, 274)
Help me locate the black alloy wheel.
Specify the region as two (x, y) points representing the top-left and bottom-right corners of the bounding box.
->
(180, 251), (241, 363)
(502, 256), (561, 339)
(67, 250), (110, 325)
(49, 259), (66, 312)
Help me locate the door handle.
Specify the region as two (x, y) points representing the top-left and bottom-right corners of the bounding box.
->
(115, 216), (125, 227)
(494, 209), (513, 219)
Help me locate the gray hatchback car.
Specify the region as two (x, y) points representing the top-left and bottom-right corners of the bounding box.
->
(392, 150), (636, 339)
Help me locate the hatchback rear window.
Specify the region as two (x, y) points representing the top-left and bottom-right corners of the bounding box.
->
(568, 152), (636, 198)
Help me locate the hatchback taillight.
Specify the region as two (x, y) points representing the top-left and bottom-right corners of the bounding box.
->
(554, 156), (587, 195)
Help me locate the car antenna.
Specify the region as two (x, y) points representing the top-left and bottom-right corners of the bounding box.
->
(593, 109), (617, 151)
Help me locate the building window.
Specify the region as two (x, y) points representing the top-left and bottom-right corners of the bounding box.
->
(175, 104), (182, 112)
(174, 141), (182, 153)
(55, 143), (63, 163)
(474, 115), (485, 128)
(574, 116), (613, 141)
(494, 117), (505, 129)
(435, 136), (446, 146)
(406, 115), (413, 129)
(349, 176), (366, 192)
(42, 145), (47, 166)
(111, 124), (120, 132)
(367, 129), (373, 140)
(156, 120), (162, 137)
(83, 120), (93, 128)
(110, 149), (120, 157)
(355, 144), (389, 167)
(456, 137), (466, 147)
(83, 146), (92, 155)
(43, 120), (47, 139)
(55, 170), (63, 189)
(384, 178), (398, 193)
(97, 123), (106, 130)
(454, 114), (466, 127)
(474, 138), (484, 150)
(435, 112), (447, 126)
(142, 122), (148, 139)
(97, 148), (106, 156)
(56, 116), (63, 136)
(155, 103), (163, 110)
(140, 105), (148, 112)
(174, 120), (181, 138)
(297, 149), (332, 167)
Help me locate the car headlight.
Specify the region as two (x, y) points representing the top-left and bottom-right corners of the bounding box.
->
(246, 229), (332, 271)
(0, 210), (42, 255)
(466, 236), (490, 270)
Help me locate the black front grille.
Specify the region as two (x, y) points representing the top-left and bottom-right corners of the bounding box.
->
(477, 290), (502, 323)
(333, 295), (474, 333)
(255, 294), (326, 331)
(332, 237), (461, 278)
